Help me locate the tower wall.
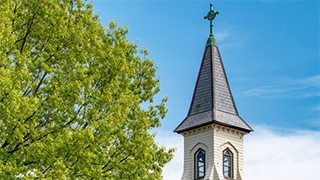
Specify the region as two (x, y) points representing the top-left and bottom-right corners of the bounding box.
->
(212, 125), (247, 180)
(181, 127), (214, 180)
(180, 125), (247, 180)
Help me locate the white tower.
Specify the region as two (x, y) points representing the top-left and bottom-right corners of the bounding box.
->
(174, 4), (253, 180)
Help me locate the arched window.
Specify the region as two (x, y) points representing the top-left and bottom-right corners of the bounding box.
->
(223, 148), (233, 178)
(194, 149), (205, 179)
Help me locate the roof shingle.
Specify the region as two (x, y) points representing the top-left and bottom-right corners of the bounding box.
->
(174, 45), (253, 133)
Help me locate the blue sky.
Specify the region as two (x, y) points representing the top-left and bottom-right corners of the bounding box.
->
(93, 1), (319, 179)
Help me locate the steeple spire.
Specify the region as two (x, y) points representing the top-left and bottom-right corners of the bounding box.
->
(204, 3), (219, 47)
(174, 4), (252, 133)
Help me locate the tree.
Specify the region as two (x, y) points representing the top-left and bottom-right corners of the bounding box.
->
(0, 0), (174, 179)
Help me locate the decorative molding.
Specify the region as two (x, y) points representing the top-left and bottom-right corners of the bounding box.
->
(181, 123), (248, 137)
(182, 125), (213, 136)
(211, 124), (248, 137)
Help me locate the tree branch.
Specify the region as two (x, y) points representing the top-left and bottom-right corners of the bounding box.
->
(11, 4), (18, 35)
(33, 71), (47, 95)
(20, 13), (37, 54)
(101, 147), (124, 170)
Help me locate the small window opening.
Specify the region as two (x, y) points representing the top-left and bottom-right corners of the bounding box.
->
(195, 149), (205, 179)
(223, 149), (233, 179)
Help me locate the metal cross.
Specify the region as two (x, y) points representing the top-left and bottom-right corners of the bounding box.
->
(204, 4), (219, 35)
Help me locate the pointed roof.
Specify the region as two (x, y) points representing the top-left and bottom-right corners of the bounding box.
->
(174, 4), (253, 133)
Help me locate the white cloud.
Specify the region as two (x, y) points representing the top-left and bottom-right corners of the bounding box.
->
(245, 125), (320, 180)
(155, 131), (184, 180)
(243, 75), (320, 98)
(156, 125), (320, 180)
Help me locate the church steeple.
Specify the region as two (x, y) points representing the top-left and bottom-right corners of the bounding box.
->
(174, 4), (252, 134)
(174, 5), (252, 180)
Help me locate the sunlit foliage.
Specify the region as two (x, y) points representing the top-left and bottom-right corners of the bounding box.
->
(0, 0), (174, 179)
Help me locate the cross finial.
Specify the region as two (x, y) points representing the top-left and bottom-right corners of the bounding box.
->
(204, 3), (219, 35)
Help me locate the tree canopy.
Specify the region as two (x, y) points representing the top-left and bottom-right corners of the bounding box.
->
(0, 0), (174, 179)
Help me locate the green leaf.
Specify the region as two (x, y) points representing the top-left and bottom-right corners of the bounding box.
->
(0, 0), (173, 179)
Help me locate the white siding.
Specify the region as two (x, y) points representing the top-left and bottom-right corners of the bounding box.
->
(180, 125), (247, 180)
(212, 126), (247, 180)
(181, 127), (214, 180)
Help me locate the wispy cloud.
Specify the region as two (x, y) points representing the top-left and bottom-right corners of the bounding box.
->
(243, 75), (320, 98)
(215, 26), (248, 49)
(300, 117), (320, 128)
(296, 74), (320, 87)
(215, 31), (230, 42)
(157, 125), (320, 180)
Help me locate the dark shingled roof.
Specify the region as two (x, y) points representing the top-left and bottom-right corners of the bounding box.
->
(174, 45), (253, 133)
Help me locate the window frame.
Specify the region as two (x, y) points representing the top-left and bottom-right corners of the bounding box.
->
(223, 148), (233, 179)
(194, 148), (206, 179)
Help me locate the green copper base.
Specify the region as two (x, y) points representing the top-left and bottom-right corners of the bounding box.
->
(206, 34), (218, 47)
